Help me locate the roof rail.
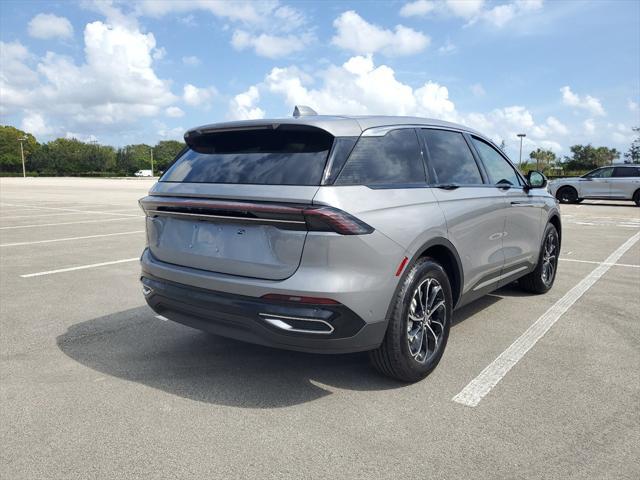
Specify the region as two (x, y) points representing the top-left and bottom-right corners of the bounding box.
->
(292, 105), (318, 118)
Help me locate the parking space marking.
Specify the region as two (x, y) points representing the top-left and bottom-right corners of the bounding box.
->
(1, 209), (140, 220)
(20, 258), (139, 278)
(0, 230), (144, 247)
(0, 216), (143, 230)
(453, 230), (640, 408)
(0, 203), (140, 217)
(560, 258), (640, 269)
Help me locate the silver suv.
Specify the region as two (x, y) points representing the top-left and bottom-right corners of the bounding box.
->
(140, 108), (561, 382)
(549, 165), (640, 205)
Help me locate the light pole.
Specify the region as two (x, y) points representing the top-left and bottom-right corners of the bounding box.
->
(149, 147), (154, 176)
(517, 133), (526, 167)
(18, 136), (27, 178)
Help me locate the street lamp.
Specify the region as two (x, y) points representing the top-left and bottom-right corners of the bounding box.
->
(517, 133), (526, 167)
(149, 147), (154, 176)
(18, 136), (27, 178)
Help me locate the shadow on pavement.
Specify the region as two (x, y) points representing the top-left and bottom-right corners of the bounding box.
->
(56, 306), (402, 408)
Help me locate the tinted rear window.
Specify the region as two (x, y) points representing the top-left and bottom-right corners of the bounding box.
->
(335, 129), (425, 185)
(613, 167), (640, 177)
(161, 126), (333, 185)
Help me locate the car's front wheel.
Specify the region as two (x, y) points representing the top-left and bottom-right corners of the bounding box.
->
(556, 186), (580, 204)
(370, 257), (452, 382)
(519, 223), (560, 294)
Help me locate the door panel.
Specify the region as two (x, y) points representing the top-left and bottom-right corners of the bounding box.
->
(610, 167), (640, 199)
(501, 188), (545, 271)
(579, 167), (614, 197)
(431, 188), (506, 295)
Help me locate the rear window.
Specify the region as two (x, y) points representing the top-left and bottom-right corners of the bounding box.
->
(161, 126), (333, 185)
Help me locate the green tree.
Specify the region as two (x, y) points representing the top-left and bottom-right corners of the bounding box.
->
(0, 125), (39, 172)
(116, 144), (153, 175)
(29, 138), (116, 174)
(624, 127), (640, 164)
(153, 140), (185, 172)
(529, 148), (557, 170)
(563, 144), (620, 170)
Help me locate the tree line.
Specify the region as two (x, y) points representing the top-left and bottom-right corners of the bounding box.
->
(0, 125), (185, 176)
(1, 124), (638, 177)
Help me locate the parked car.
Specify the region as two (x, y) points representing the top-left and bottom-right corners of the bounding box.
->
(134, 169), (153, 177)
(548, 165), (640, 205)
(139, 108), (561, 382)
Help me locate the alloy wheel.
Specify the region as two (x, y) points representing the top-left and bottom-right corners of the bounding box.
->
(407, 278), (446, 363)
(541, 231), (558, 286)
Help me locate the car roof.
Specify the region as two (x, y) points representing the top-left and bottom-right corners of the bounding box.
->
(185, 114), (484, 139)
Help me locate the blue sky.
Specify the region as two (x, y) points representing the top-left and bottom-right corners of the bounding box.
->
(0, 0), (638, 160)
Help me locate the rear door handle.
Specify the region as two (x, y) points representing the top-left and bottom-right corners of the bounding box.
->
(510, 201), (537, 207)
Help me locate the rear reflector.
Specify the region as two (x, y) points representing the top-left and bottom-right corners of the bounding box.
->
(261, 293), (340, 305)
(395, 257), (409, 277)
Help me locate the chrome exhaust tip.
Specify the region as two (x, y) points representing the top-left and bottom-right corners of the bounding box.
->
(258, 313), (334, 335)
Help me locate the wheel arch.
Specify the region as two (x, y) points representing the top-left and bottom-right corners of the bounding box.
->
(405, 237), (464, 309)
(548, 212), (562, 248)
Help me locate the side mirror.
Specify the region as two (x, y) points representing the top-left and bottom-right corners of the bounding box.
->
(526, 170), (547, 189)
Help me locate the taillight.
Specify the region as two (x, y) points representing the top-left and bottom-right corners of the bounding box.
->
(302, 206), (373, 235)
(139, 196), (373, 235)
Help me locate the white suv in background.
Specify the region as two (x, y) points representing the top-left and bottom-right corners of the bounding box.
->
(549, 165), (640, 206)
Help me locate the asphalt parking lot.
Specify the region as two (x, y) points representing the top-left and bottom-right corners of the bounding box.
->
(1, 177), (639, 479)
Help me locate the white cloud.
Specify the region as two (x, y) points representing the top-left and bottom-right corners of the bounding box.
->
(183, 84), (216, 107)
(152, 46), (166, 60)
(227, 86), (265, 120)
(561, 86), (605, 116)
(2, 18), (179, 138)
(231, 30), (314, 58)
(438, 39), (457, 55)
(470, 83), (486, 97)
(28, 13), (74, 40)
(156, 122), (185, 140)
(628, 99), (639, 112)
(65, 131), (98, 143)
(583, 119), (595, 134)
(165, 106), (185, 118)
(404, 0), (544, 27)
(400, 0), (436, 17)
(264, 55), (454, 118)
(545, 116), (569, 135)
(332, 11), (430, 56)
(182, 55), (201, 66)
(446, 0), (485, 19)
(21, 112), (53, 137)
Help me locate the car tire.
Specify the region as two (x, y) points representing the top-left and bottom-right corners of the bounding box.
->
(633, 190), (640, 207)
(556, 186), (579, 204)
(519, 223), (560, 294)
(369, 257), (452, 382)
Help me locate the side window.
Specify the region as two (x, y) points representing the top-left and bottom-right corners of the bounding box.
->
(588, 168), (613, 178)
(471, 137), (522, 186)
(335, 129), (425, 185)
(421, 129), (483, 185)
(613, 167), (637, 178)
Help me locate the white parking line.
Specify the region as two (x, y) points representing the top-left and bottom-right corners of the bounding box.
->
(453, 230), (640, 408)
(1, 209), (140, 219)
(560, 258), (640, 268)
(20, 258), (139, 278)
(0, 216), (143, 230)
(0, 203), (140, 217)
(0, 230), (144, 247)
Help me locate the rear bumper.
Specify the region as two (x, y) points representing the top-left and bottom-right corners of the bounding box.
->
(142, 275), (387, 354)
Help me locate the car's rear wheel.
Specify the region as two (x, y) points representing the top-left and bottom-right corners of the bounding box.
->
(370, 257), (452, 382)
(633, 190), (640, 207)
(519, 223), (559, 294)
(556, 186), (579, 204)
